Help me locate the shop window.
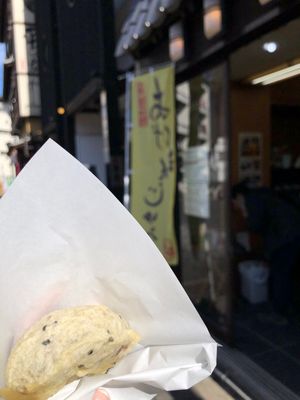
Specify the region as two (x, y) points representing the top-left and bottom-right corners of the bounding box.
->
(176, 63), (232, 339)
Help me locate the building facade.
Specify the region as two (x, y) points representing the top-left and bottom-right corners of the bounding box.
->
(33, 0), (122, 197)
(0, 0), (42, 164)
(116, 0), (300, 396)
(0, 0), (123, 197)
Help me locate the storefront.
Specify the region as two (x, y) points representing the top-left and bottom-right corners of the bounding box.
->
(116, 0), (300, 395)
(229, 16), (300, 394)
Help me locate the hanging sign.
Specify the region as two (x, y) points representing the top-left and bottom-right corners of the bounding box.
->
(130, 66), (178, 265)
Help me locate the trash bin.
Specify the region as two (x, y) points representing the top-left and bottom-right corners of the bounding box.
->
(239, 261), (269, 304)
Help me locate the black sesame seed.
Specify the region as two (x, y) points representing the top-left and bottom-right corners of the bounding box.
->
(42, 339), (51, 346)
(87, 350), (93, 355)
(78, 364), (85, 368)
(108, 337), (114, 342)
(42, 325), (47, 331)
(54, 321), (58, 324)
(107, 329), (111, 334)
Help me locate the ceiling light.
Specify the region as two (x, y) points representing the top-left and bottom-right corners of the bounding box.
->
(57, 107), (65, 115)
(203, 0), (222, 40)
(263, 41), (278, 53)
(169, 22), (184, 62)
(251, 62), (300, 85)
(169, 37), (184, 62)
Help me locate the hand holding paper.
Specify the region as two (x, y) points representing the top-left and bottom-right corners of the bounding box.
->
(0, 140), (217, 400)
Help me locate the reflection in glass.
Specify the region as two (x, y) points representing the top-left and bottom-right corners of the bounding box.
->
(177, 64), (231, 336)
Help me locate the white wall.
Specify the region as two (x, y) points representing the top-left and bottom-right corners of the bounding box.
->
(75, 113), (107, 186)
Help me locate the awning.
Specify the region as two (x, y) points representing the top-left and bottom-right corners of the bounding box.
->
(132, 0), (149, 41)
(159, 0), (182, 13)
(115, 0), (182, 57)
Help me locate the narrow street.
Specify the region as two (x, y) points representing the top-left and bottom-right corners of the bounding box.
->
(0, 1), (300, 400)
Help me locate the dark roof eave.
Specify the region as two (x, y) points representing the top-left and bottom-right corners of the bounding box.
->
(117, 4), (185, 58)
(0, 0), (7, 41)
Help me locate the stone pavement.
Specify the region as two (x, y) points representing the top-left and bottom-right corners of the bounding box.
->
(234, 301), (300, 396)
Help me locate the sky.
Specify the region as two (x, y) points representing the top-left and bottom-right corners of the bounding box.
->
(0, 43), (5, 98)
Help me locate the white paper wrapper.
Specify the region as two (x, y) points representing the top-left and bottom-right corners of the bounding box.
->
(0, 140), (217, 400)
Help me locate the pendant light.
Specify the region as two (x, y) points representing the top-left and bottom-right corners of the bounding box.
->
(203, 0), (222, 40)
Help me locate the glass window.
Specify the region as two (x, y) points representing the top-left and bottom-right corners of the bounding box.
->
(177, 62), (232, 338)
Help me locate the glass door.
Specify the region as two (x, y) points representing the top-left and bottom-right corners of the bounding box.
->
(176, 62), (233, 341)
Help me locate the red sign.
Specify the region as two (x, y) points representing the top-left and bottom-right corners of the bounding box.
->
(136, 82), (148, 127)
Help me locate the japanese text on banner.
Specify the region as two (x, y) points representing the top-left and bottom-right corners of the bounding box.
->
(130, 66), (178, 265)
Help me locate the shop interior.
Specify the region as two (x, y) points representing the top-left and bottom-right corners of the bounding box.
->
(230, 17), (300, 394)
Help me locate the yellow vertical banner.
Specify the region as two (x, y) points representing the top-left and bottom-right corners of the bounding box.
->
(130, 65), (178, 265)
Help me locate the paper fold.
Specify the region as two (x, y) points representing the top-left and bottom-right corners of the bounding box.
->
(0, 140), (217, 399)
